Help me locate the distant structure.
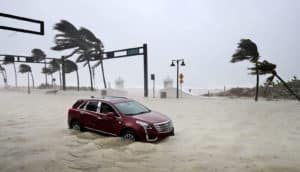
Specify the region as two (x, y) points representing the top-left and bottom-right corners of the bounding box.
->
(163, 76), (173, 89)
(115, 77), (124, 89)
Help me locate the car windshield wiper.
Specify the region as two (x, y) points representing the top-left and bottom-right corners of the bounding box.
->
(127, 110), (150, 116)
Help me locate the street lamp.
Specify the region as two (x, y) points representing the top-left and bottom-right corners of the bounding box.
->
(170, 59), (185, 98)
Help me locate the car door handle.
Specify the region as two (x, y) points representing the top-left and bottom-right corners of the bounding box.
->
(97, 116), (102, 119)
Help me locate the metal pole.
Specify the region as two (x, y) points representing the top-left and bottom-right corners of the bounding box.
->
(176, 60), (179, 99)
(153, 79), (155, 98)
(61, 56), (66, 91)
(143, 43), (148, 97)
(44, 60), (48, 86)
(27, 72), (30, 94)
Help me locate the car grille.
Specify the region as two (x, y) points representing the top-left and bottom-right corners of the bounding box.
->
(154, 120), (173, 133)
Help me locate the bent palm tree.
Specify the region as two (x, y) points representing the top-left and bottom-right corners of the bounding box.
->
(249, 60), (300, 101)
(76, 52), (97, 90)
(3, 55), (17, 87)
(49, 59), (61, 88)
(93, 56), (107, 89)
(64, 60), (80, 91)
(32, 49), (47, 86)
(42, 67), (56, 87)
(19, 64), (32, 94)
(80, 27), (106, 88)
(231, 39), (260, 101)
(0, 64), (8, 87)
(52, 20), (107, 90)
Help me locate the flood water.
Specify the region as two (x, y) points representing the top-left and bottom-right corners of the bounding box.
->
(1, 90), (300, 172)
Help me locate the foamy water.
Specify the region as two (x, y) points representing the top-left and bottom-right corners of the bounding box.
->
(0, 90), (300, 172)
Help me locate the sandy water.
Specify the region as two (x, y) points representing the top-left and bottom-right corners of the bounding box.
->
(0, 90), (300, 172)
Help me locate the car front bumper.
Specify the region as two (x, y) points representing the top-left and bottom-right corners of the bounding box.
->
(140, 127), (175, 142)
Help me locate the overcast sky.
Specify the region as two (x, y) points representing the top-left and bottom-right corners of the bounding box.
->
(1, 0), (300, 89)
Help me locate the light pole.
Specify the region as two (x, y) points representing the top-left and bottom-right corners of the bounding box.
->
(170, 59), (185, 98)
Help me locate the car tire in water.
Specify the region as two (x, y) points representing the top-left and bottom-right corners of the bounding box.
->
(122, 129), (136, 142)
(71, 121), (84, 132)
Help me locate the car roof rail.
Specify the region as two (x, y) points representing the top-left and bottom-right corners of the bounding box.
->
(103, 96), (128, 99)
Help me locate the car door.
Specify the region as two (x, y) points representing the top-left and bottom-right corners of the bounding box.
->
(98, 102), (123, 135)
(81, 100), (101, 129)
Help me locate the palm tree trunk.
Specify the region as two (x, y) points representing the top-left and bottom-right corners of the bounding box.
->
(100, 62), (107, 88)
(92, 67), (95, 89)
(274, 73), (300, 101)
(58, 68), (62, 89)
(27, 72), (30, 94)
(44, 61), (48, 86)
(76, 69), (80, 91)
(87, 60), (94, 91)
(51, 74), (54, 87)
(30, 72), (35, 88)
(0, 72), (5, 86)
(255, 64), (259, 101)
(13, 63), (18, 87)
(3, 70), (8, 87)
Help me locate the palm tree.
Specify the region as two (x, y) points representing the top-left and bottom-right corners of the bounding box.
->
(19, 64), (32, 94)
(31, 48), (48, 86)
(64, 60), (80, 91)
(231, 39), (260, 101)
(52, 20), (106, 91)
(49, 59), (61, 88)
(0, 64), (8, 87)
(249, 60), (300, 101)
(41, 67), (55, 87)
(80, 27), (106, 89)
(93, 56), (107, 89)
(3, 55), (18, 87)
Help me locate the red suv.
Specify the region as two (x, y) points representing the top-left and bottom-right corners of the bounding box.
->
(68, 96), (174, 142)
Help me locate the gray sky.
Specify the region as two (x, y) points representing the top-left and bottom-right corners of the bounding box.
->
(1, 0), (300, 89)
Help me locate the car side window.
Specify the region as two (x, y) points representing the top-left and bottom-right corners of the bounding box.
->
(78, 101), (87, 109)
(100, 103), (115, 114)
(85, 101), (99, 112)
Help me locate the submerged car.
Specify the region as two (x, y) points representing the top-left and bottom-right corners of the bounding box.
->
(68, 96), (174, 142)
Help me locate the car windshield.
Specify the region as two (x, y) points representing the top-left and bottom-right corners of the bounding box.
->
(115, 101), (151, 116)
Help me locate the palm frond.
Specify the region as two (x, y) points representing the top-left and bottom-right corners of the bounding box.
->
(31, 49), (46, 62)
(231, 39), (259, 63)
(54, 20), (80, 38)
(64, 60), (78, 73)
(41, 67), (53, 74)
(248, 60), (276, 75)
(0, 64), (5, 71)
(49, 59), (60, 72)
(266, 75), (275, 85)
(19, 64), (31, 73)
(79, 27), (100, 43)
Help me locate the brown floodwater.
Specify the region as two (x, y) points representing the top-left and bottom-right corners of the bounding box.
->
(1, 90), (300, 172)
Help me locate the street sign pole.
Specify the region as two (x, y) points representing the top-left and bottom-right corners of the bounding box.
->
(143, 44), (148, 97)
(151, 74), (155, 98)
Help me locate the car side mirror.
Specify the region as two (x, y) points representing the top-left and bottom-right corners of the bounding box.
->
(107, 112), (116, 118)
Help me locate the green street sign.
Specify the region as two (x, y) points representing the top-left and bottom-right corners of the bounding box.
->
(126, 48), (139, 56)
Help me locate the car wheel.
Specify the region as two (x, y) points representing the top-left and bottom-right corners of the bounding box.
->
(122, 130), (136, 142)
(71, 121), (84, 132)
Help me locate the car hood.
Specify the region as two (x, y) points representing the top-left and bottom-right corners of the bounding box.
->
(132, 111), (170, 124)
